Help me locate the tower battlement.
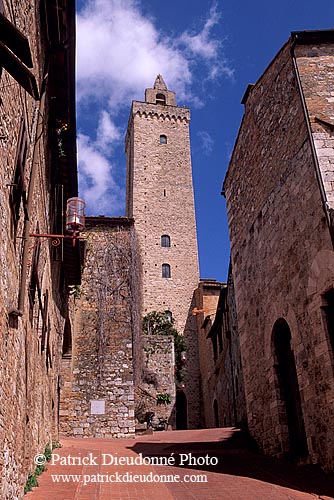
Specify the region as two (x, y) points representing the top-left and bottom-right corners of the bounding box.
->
(132, 101), (190, 121)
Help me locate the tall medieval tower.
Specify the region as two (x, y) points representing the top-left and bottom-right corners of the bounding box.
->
(125, 75), (200, 335)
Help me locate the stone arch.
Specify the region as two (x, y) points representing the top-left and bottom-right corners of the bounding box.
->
(62, 318), (72, 358)
(176, 390), (188, 429)
(264, 303), (301, 362)
(271, 318), (308, 458)
(156, 93), (166, 105)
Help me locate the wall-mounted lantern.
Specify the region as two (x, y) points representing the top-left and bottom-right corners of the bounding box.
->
(66, 197), (86, 233)
(30, 197), (86, 246)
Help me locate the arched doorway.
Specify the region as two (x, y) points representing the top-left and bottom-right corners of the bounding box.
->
(62, 318), (72, 358)
(175, 390), (188, 430)
(273, 319), (308, 459)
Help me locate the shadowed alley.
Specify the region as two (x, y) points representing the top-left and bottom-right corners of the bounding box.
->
(25, 428), (334, 500)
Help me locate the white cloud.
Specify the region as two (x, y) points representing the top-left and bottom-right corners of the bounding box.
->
(197, 130), (214, 156)
(179, 3), (221, 59)
(96, 110), (122, 152)
(179, 2), (234, 80)
(78, 133), (124, 215)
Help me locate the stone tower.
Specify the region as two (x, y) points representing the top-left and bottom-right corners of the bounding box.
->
(125, 75), (200, 334)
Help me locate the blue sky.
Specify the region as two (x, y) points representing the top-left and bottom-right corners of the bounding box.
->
(76, 0), (334, 282)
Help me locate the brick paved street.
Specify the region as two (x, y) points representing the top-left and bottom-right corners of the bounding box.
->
(25, 428), (334, 500)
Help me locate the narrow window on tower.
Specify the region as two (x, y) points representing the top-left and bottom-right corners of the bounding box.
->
(161, 235), (170, 247)
(162, 263), (171, 278)
(156, 93), (166, 105)
(160, 134), (167, 144)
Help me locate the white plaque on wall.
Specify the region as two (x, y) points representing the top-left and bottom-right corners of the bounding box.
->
(90, 400), (105, 415)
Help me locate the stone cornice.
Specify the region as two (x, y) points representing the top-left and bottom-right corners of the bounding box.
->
(132, 101), (190, 123)
(125, 101), (190, 150)
(85, 216), (134, 229)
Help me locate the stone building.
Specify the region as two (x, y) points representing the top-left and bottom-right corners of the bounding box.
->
(59, 77), (203, 436)
(0, 0), (79, 497)
(125, 76), (201, 428)
(58, 214), (178, 435)
(223, 30), (334, 471)
(59, 217), (141, 438)
(195, 269), (246, 430)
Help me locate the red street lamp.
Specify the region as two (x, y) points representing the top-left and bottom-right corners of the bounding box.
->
(30, 197), (86, 246)
(66, 197), (86, 233)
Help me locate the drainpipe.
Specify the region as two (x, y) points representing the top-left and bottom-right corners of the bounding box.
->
(290, 34), (334, 249)
(13, 92), (45, 316)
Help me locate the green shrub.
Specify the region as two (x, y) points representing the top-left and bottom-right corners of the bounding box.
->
(156, 392), (172, 405)
(24, 472), (38, 494)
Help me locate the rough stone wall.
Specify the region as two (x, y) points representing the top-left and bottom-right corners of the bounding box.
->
(195, 280), (222, 427)
(182, 293), (202, 428)
(60, 218), (140, 438)
(195, 274), (247, 430)
(226, 266), (247, 428)
(137, 335), (176, 425)
(224, 39), (334, 471)
(0, 2), (71, 498)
